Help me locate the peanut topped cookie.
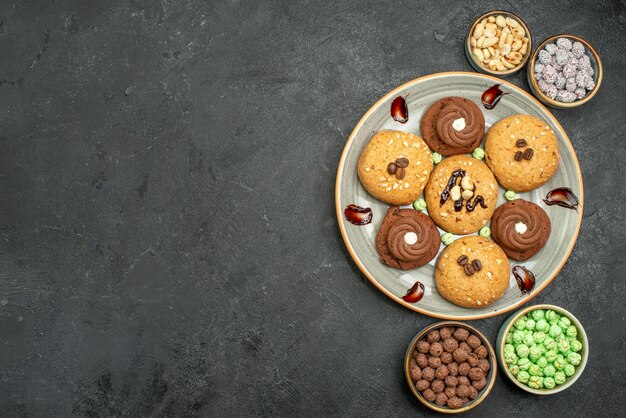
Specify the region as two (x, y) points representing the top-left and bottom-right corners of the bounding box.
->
(358, 130), (433, 206)
(485, 114), (560, 192)
(435, 236), (510, 309)
(425, 155), (498, 235)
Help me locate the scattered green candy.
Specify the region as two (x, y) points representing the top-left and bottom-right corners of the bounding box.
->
(545, 310), (559, 322)
(570, 340), (583, 352)
(512, 330), (525, 344)
(536, 357), (548, 369)
(505, 351), (519, 365)
(514, 318), (526, 330)
(472, 148), (485, 159)
(525, 319), (536, 331)
(516, 344), (530, 358)
(567, 352), (582, 366)
(505, 332), (513, 344)
(549, 324), (562, 338)
(543, 365), (556, 377)
(558, 316), (571, 330)
(479, 226), (491, 238)
(504, 344), (515, 354)
(535, 319), (549, 332)
(529, 346), (542, 362)
(528, 364), (542, 376)
(531, 309), (545, 321)
(516, 370), (530, 384)
(533, 331), (546, 344)
(528, 376), (543, 389)
(504, 190), (516, 201)
(564, 364), (575, 377)
(412, 198), (427, 211)
(558, 338), (570, 354)
(554, 371), (566, 385)
(508, 364), (520, 376)
(543, 377), (556, 389)
(554, 355), (566, 370)
(545, 350), (557, 363)
(432, 152), (442, 164)
(544, 337), (556, 351)
(441, 233), (454, 246)
(517, 357), (531, 371)
(566, 325), (578, 338)
(523, 334), (534, 346)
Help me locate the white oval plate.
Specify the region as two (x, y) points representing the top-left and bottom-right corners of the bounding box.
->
(335, 72), (583, 320)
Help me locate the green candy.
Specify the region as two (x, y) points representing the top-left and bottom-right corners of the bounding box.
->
(533, 331), (546, 344)
(472, 147), (485, 159)
(514, 318), (526, 330)
(516, 344), (530, 358)
(545, 350), (558, 363)
(545, 310), (560, 322)
(539, 344), (547, 355)
(512, 330), (525, 344)
(536, 357), (548, 369)
(554, 371), (566, 385)
(570, 339), (583, 352)
(432, 152), (443, 164)
(517, 357), (531, 371)
(528, 376), (543, 389)
(528, 364), (542, 376)
(523, 334), (534, 346)
(525, 319), (536, 331)
(543, 337), (556, 351)
(564, 364), (575, 377)
(566, 325), (578, 338)
(554, 355), (566, 370)
(543, 365), (556, 377)
(558, 317), (571, 330)
(567, 352), (582, 366)
(531, 309), (545, 321)
(508, 364), (520, 377)
(549, 324), (562, 338)
(529, 346), (542, 362)
(505, 332), (514, 344)
(412, 198), (427, 211)
(504, 343), (516, 354)
(504, 190), (516, 201)
(441, 233), (454, 246)
(535, 319), (550, 332)
(479, 226), (491, 238)
(557, 338), (570, 354)
(543, 377), (556, 389)
(505, 351), (519, 365)
(516, 370), (530, 384)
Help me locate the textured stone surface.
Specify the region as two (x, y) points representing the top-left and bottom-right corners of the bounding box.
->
(1, 1), (625, 416)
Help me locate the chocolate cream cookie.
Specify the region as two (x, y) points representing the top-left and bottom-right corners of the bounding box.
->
(375, 206), (440, 270)
(420, 97), (485, 156)
(490, 199), (551, 261)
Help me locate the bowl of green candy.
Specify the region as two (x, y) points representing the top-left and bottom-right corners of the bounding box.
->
(496, 304), (588, 394)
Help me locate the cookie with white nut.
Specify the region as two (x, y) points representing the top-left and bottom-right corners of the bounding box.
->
(435, 236), (510, 308)
(425, 155), (498, 235)
(420, 97), (485, 156)
(358, 130), (433, 205)
(485, 114), (559, 192)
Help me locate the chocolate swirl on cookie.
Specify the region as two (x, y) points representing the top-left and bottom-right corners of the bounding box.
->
(387, 217), (438, 263)
(491, 200), (551, 261)
(435, 104), (483, 148)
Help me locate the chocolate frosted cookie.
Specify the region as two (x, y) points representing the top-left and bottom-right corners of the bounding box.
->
(358, 130), (433, 205)
(425, 155), (498, 235)
(375, 206), (440, 270)
(491, 199), (551, 261)
(420, 97), (485, 156)
(435, 236), (510, 308)
(485, 114), (559, 192)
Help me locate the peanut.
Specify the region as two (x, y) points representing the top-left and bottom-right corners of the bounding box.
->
(505, 17), (519, 28)
(482, 37), (498, 48)
(473, 24), (485, 39)
(473, 48), (484, 62)
(462, 189), (474, 200)
(495, 15), (506, 27)
(450, 185), (461, 201)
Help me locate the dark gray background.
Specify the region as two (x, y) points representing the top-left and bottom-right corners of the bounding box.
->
(1, 0), (624, 416)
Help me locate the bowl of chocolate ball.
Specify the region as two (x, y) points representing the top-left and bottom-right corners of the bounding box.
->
(405, 322), (497, 413)
(528, 34), (603, 108)
(496, 305), (589, 394)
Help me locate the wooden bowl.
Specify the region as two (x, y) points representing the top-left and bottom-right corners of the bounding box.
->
(405, 321), (497, 413)
(465, 10), (532, 77)
(527, 34), (603, 108)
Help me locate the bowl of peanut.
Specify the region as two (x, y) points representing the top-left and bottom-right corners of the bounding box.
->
(466, 11), (532, 76)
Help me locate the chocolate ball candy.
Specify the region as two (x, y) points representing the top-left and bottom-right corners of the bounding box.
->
(457, 376), (470, 386)
(567, 352), (582, 366)
(468, 386), (478, 400)
(474, 345), (488, 359)
(443, 338), (459, 353)
(566, 325), (578, 338)
(428, 356), (442, 368)
(453, 348), (469, 363)
(416, 353), (429, 368)
(422, 366), (436, 381)
(528, 364), (542, 377)
(439, 327), (454, 340)
(445, 386), (457, 399)
(410, 362), (422, 381)
(445, 375), (458, 386)
(517, 357), (531, 371)
(431, 379), (445, 394)
(434, 393), (448, 406)
(435, 365), (449, 380)
(459, 362), (470, 376)
(448, 362), (459, 376)
(429, 342), (444, 357)
(472, 377), (487, 390)
(531, 309), (545, 321)
(543, 376), (556, 389)
(467, 335), (481, 350)
(554, 371), (566, 385)
(417, 340), (430, 354)
(477, 359), (490, 373)
(469, 367), (484, 381)
(456, 384), (471, 397)
(454, 328), (470, 341)
(447, 397), (464, 409)
(427, 330), (442, 343)
(415, 379), (430, 391)
(570, 340), (583, 353)
(528, 376), (543, 389)
(516, 370), (530, 384)
(459, 342), (472, 352)
(467, 353), (479, 367)
(423, 388), (436, 402)
(441, 351), (453, 364)
(543, 365), (556, 377)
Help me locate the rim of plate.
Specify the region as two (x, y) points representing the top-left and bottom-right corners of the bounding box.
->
(335, 71), (584, 320)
